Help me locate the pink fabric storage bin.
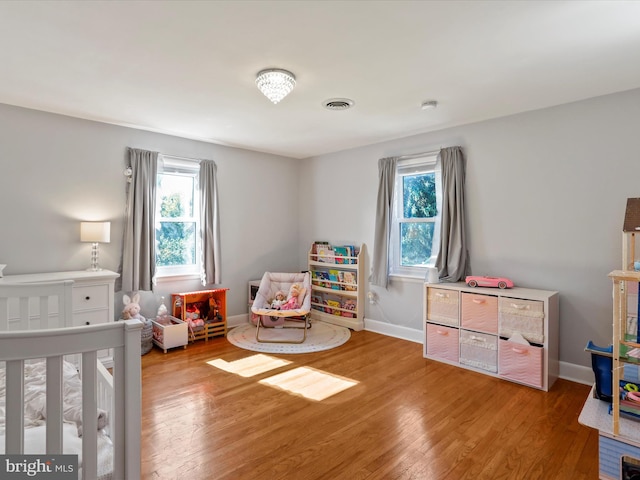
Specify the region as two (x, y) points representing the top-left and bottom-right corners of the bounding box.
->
(498, 339), (543, 388)
(461, 293), (498, 334)
(459, 329), (497, 373)
(426, 323), (459, 363)
(427, 288), (459, 326)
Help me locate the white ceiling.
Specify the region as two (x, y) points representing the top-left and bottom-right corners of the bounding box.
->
(1, 1), (639, 159)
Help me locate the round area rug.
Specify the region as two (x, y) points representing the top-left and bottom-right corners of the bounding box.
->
(227, 321), (350, 354)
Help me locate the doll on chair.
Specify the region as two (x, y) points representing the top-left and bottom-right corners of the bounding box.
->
(279, 283), (306, 310)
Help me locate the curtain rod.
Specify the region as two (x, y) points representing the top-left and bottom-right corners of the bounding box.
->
(396, 149), (441, 161)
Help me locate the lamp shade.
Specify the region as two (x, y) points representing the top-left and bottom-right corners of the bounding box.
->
(80, 222), (111, 243)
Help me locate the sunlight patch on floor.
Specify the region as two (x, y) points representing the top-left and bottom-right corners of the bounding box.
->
(259, 366), (358, 401)
(207, 354), (292, 377)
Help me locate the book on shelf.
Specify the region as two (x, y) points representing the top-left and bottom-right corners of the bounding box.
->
(311, 293), (324, 312)
(316, 244), (335, 263)
(325, 299), (342, 316)
(315, 271), (330, 288)
(328, 269), (341, 290)
(340, 271), (357, 291)
(312, 241), (329, 256)
(341, 298), (357, 318)
(348, 245), (357, 264)
(333, 246), (349, 264)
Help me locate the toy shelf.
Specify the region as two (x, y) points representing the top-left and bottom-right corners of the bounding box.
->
(171, 288), (228, 342)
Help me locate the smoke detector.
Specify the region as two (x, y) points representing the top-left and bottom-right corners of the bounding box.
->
(322, 98), (355, 110)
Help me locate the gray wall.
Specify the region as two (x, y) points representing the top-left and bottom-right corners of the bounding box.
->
(300, 87), (640, 369)
(1, 87), (638, 370)
(0, 103), (300, 317)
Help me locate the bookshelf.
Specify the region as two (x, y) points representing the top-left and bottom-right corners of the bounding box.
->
(308, 243), (365, 331)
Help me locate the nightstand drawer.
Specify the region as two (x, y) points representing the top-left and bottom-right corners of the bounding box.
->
(73, 284), (110, 311)
(75, 309), (109, 326)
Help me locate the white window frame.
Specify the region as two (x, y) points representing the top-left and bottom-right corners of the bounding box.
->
(389, 154), (442, 279)
(155, 156), (201, 278)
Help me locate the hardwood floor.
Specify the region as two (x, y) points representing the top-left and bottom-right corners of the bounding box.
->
(140, 328), (598, 480)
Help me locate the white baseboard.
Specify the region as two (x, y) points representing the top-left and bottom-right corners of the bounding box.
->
(559, 361), (594, 385)
(364, 318), (423, 343)
(230, 313), (596, 385)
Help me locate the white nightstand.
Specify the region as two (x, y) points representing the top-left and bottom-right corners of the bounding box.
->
(0, 270), (119, 364)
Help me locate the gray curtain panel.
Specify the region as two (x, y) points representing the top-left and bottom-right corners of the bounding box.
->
(199, 159), (221, 286)
(117, 148), (158, 292)
(435, 146), (471, 282)
(370, 156), (399, 288)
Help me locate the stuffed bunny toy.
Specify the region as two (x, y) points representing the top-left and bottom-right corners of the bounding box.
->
(122, 293), (145, 321)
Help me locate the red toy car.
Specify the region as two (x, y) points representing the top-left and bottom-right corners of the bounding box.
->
(465, 275), (514, 289)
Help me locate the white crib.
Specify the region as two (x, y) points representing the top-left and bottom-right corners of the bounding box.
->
(0, 280), (142, 479)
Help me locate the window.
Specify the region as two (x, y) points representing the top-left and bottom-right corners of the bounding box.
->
(389, 155), (441, 277)
(155, 156), (200, 277)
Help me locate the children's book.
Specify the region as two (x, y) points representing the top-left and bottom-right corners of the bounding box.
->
(341, 271), (357, 291)
(316, 271), (330, 288)
(345, 245), (357, 264)
(333, 246), (349, 264)
(326, 299), (341, 316)
(341, 299), (357, 318)
(311, 294), (324, 311)
(316, 244), (335, 263)
(328, 270), (341, 290)
(312, 241), (329, 259)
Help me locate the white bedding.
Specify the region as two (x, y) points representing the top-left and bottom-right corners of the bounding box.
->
(0, 360), (113, 479)
(0, 360), (107, 435)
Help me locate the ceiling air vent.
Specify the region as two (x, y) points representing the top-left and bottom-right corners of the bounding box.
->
(322, 98), (354, 110)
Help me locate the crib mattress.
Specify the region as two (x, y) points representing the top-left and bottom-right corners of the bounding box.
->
(0, 423), (113, 480)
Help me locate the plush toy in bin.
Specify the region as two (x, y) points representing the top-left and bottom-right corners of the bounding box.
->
(121, 292), (154, 355)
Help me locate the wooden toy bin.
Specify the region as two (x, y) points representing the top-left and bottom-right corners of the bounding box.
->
(171, 288), (228, 342)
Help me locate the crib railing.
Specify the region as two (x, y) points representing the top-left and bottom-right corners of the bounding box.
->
(0, 319), (142, 479)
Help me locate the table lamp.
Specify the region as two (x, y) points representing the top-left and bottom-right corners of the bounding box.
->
(80, 221), (110, 271)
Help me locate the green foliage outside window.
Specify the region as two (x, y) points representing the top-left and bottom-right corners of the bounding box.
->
(156, 192), (196, 267)
(403, 173), (436, 218)
(401, 173), (436, 267)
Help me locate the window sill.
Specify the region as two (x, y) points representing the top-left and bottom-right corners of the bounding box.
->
(155, 273), (201, 284)
(388, 274), (425, 284)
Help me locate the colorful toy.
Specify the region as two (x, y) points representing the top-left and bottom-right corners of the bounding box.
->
(208, 296), (222, 322)
(280, 283), (306, 310)
(465, 275), (514, 289)
(270, 290), (287, 309)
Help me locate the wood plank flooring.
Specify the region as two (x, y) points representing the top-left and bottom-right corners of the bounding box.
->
(140, 328), (598, 480)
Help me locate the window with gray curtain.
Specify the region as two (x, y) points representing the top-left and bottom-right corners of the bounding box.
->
(118, 148), (221, 291)
(371, 146), (469, 287)
(200, 159), (221, 285)
(118, 148), (158, 292)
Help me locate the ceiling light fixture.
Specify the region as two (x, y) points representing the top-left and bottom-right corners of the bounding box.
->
(421, 100), (438, 110)
(255, 68), (296, 104)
